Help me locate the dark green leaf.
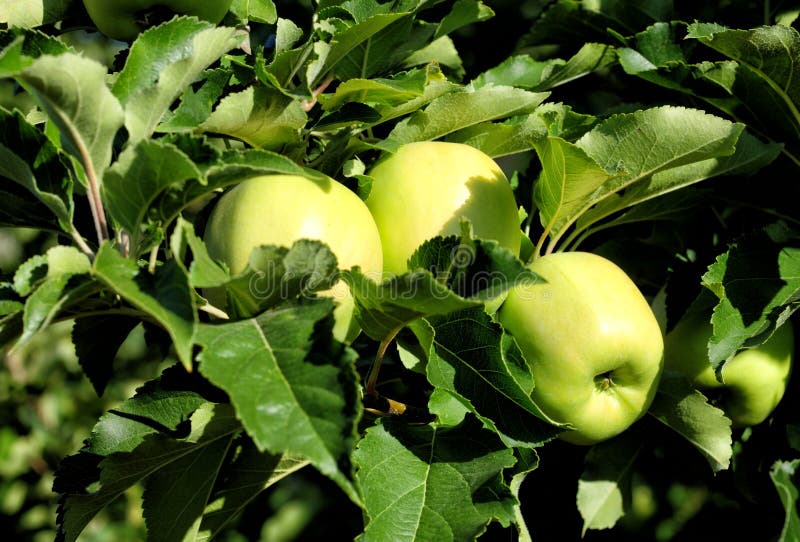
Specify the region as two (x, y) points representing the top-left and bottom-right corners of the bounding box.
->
(198, 85), (307, 150)
(701, 223), (800, 367)
(0, 107), (75, 233)
(648, 375), (732, 472)
(113, 17), (241, 143)
(197, 437), (308, 539)
(56, 402), (238, 542)
(379, 85), (549, 151)
(577, 433), (641, 534)
(72, 315), (142, 396)
(93, 242), (196, 370)
(102, 139), (202, 251)
(195, 298), (361, 503)
(222, 241), (340, 318)
(353, 416), (516, 542)
(771, 459), (800, 542)
(422, 307), (563, 448)
(16, 53), (124, 186)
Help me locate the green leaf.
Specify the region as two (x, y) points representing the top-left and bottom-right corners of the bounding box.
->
(16, 52), (124, 186)
(402, 35), (464, 78)
(422, 307), (563, 448)
(12, 253), (47, 296)
(231, 0), (277, 23)
(379, 84), (549, 151)
(17, 246), (93, 349)
(435, 0), (494, 40)
(142, 430), (232, 542)
(539, 106), (744, 251)
(102, 139), (202, 251)
(113, 17), (241, 143)
(688, 23), (800, 138)
(353, 416), (516, 542)
(771, 459), (800, 542)
(648, 375), (733, 472)
(72, 315), (142, 396)
(157, 68), (232, 132)
(0, 0), (71, 27)
(344, 232), (536, 340)
(533, 136), (615, 246)
(573, 130), (781, 243)
(701, 223), (800, 367)
(195, 298), (362, 504)
(170, 218), (229, 290)
(197, 439), (308, 540)
(509, 449), (538, 542)
(221, 241), (340, 319)
(319, 68), (428, 111)
(0, 107), (75, 232)
(623, 23), (800, 163)
(445, 114), (547, 158)
(56, 401), (238, 542)
(93, 242), (196, 370)
(198, 85), (307, 150)
(0, 29), (69, 79)
(307, 8), (413, 86)
(474, 43), (616, 91)
(577, 433), (641, 535)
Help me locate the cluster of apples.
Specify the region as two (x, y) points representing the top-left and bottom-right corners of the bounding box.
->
(81, 0), (794, 446)
(202, 141), (795, 444)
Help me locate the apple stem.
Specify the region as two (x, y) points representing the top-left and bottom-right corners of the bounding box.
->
(364, 325), (403, 398)
(363, 394), (433, 424)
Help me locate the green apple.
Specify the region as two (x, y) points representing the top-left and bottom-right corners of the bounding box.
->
(498, 252), (664, 445)
(664, 312), (794, 427)
(203, 173), (383, 343)
(365, 141), (521, 275)
(82, 0), (233, 41)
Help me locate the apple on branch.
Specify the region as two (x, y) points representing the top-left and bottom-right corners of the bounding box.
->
(203, 173), (383, 343)
(365, 141), (523, 275)
(498, 251), (665, 445)
(664, 311), (795, 427)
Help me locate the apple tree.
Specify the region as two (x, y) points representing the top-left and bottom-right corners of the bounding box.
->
(0, 0), (799, 540)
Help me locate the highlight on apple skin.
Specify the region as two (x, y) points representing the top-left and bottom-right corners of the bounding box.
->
(365, 141), (522, 275)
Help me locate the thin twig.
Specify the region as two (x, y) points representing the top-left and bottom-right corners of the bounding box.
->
(301, 75), (334, 112)
(365, 324), (404, 398)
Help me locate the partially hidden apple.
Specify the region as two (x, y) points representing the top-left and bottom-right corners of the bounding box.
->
(365, 141), (521, 275)
(82, 0), (233, 41)
(664, 312), (794, 427)
(203, 174), (383, 343)
(498, 252), (665, 445)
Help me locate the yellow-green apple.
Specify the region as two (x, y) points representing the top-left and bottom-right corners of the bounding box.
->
(365, 141), (521, 275)
(203, 173), (383, 342)
(498, 252), (664, 445)
(664, 312), (794, 427)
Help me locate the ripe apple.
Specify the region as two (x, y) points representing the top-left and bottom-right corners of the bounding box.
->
(82, 0), (233, 41)
(203, 174), (383, 343)
(365, 141), (521, 275)
(664, 312), (795, 427)
(498, 252), (664, 445)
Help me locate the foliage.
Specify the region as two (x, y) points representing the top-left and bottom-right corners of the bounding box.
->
(1, 0), (800, 540)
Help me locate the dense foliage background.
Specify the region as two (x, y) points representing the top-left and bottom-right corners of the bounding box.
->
(2, 0), (800, 540)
